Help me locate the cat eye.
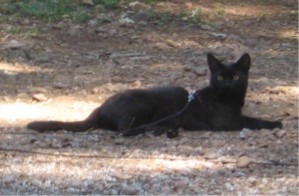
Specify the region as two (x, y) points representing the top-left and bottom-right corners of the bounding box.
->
(233, 75), (240, 80)
(217, 75), (224, 80)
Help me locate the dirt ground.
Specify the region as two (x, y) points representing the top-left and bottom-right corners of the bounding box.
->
(0, 0), (298, 194)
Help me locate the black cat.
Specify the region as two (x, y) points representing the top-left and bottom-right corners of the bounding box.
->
(27, 53), (282, 137)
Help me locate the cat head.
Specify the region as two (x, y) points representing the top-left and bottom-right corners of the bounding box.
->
(207, 53), (251, 94)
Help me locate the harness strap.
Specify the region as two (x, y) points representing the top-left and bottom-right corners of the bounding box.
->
(122, 90), (199, 136)
(188, 90), (196, 102)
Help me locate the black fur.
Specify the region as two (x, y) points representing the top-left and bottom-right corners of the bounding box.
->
(27, 53), (282, 136)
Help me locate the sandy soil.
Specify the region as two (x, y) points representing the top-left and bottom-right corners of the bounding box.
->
(0, 0), (298, 194)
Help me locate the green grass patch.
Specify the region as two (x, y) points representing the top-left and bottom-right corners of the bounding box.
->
(0, 0), (121, 22)
(7, 25), (39, 36)
(4, 0), (81, 21)
(178, 7), (202, 23)
(143, 0), (160, 4)
(94, 0), (120, 9)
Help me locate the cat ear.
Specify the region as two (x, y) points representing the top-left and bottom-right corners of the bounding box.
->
(207, 53), (222, 73)
(236, 53), (251, 71)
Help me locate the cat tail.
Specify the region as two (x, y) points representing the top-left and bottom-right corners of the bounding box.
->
(27, 106), (103, 132)
(27, 119), (97, 132)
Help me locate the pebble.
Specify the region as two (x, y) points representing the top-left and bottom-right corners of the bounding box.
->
(32, 93), (48, 102)
(131, 11), (150, 24)
(88, 19), (99, 27)
(225, 182), (234, 191)
(82, 0), (94, 6)
(200, 24), (215, 31)
(204, 151), (219, 159)
(275, 130), (287, 138)
(237, 156), (252, 168)
(166, 39), (180, 48)
(239, 128), (253, 139)
(121, 185), (138, 195)
(179, 137), (189, 145)
(2, 40), (28, 49)
(209, 32), (227, 39)
(53, 82), (70, 89)
(108, 29), (117, 36)
(191, 67), (207, 76)
(129, 1), (151, 10)
(119, 18), (135, 27)
(114, 138), (125, 145)
(174, 179), (189, 190)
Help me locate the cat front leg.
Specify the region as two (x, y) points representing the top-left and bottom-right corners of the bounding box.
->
(238, 115), (282, 130)
(181, 118), (209, 131)
(121, 126), (147, 136)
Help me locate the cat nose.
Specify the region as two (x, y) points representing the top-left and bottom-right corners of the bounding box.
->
(224, 81), (230, 86)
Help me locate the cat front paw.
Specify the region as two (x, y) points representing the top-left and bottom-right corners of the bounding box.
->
(166, 129), (179, 138)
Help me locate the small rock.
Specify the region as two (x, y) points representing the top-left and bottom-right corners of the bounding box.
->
(95, 26), (107, 33)
(131, 80), (142, 88)
(96, 14), (112, 23)
(3, 70), (17, 76)
(121, 185), (138, 195)
(2, 40), (28, 49)
(227, 34), (242, 41)
(209, 32), (227, 38)
(275, 130), (287, 138)
(281, 42), (291, 47)
(22, 19), (30, 25)
(119, 18), (135, 26)
(68, 25), (82, 36)
(179, 137), (188, 145)
(260, 129), (275, 140)
(53, 82), (70, 89)
(32, 93), (48, 102)
(200, 132), (213, 138)
(257, 142), (269, 148)
(129, 1), (151, 10)
(44, 180), (52, 187)
(237, 156), (252, 168)
(166, 39), (180, 48)
(108, 28), (117, 36)
(81, 0), (94, 6)
(174, 179), (189, 189)
(200, 24), (215, 31)
(204, 151), (219, 159)
(91, 87), (101, 94)
(95, 4), (106, 12)
(239, 128), (253, 139)
(242, 20), (252, 25)
(131, 11), (150, 24)
(88, 19), (99, 26)
(185, 66), (207, 77)
(225, 182), (234, 191)
(213, 21), (224, 29)
(114, 138), (125, 145)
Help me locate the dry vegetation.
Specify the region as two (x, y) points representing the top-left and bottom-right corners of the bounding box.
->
(0, 0), (298, 194)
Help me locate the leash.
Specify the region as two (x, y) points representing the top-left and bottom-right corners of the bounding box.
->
(120, 91), (198, 137)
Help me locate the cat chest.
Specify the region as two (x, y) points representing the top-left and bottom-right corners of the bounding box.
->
(207, 103), (241, 129)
